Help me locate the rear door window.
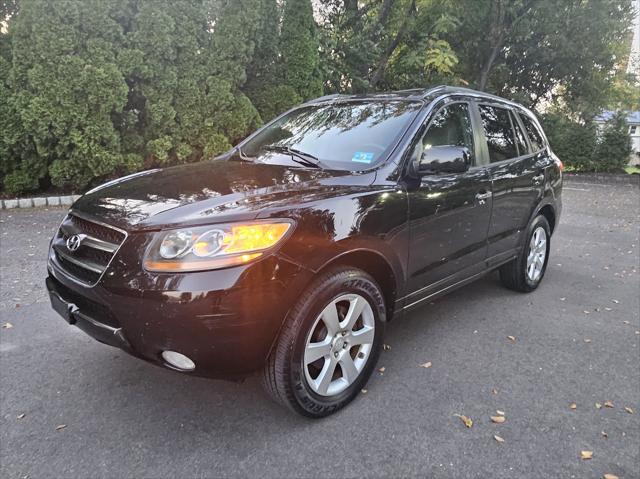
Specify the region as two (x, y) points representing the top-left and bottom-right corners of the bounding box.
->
(479, 105), (519, 163)
(519, 114), (546, 152)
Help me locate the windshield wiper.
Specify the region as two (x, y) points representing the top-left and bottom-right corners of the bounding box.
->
(262, 145), (323, 169)
(234, 147), (255, 162)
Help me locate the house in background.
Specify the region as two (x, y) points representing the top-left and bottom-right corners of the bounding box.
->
(594, 111), (640, 166)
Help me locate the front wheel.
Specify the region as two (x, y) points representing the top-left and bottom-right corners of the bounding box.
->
(499, 215), (551, 292)
(262, 266), (386, 418)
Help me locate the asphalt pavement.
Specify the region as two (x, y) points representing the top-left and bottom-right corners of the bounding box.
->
(1, 180), (639, 478)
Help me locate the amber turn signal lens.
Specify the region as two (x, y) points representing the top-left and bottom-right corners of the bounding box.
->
(225, 223), (291, 254)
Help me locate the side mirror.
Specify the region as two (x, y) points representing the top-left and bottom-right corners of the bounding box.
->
(418, 145), (472, 175)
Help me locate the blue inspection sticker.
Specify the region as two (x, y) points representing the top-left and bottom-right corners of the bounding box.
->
(352, 152), (375, 164)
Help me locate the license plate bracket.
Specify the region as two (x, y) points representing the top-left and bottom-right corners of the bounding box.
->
(49, 291), (78, 325)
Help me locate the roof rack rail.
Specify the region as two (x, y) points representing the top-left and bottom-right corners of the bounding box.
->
(305, 93), (343, 104)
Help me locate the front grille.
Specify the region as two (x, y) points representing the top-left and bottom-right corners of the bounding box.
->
(69, 215), (125, 245)
(55, 251), (101, 284)
(51, 213), (127, 286)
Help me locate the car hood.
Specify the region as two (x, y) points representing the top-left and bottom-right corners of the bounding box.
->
(72, 158), (365, 231)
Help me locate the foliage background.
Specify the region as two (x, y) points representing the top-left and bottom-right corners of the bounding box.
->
(0, 0), (638, 195)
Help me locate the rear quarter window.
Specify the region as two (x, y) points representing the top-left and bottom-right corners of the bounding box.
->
(519, 113), (546, 152)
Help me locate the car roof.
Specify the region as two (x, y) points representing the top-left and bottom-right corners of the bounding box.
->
(305, 85), (525, 110)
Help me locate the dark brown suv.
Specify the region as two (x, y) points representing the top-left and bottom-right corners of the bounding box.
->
(47, 86), (562, 417)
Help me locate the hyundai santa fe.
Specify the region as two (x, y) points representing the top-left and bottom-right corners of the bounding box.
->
(47, 85), (562, 417)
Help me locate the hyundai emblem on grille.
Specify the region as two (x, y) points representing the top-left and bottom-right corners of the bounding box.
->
(66, 234), (83, 252)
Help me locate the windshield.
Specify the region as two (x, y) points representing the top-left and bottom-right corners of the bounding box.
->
(240, 100), (422, 170)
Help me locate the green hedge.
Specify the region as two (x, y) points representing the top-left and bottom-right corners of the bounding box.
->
(542, 112), (631, 173)
(0, 0), (321, 195)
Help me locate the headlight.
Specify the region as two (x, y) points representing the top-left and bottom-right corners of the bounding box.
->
(144, 220), (293, 272)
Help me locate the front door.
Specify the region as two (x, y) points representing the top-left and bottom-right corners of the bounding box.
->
(405, 102), (492, 308)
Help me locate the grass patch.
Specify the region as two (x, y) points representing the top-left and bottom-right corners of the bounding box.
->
(625, 166), (640, 174)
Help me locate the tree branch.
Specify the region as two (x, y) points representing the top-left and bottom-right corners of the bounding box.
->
(369, 0), (415, 89)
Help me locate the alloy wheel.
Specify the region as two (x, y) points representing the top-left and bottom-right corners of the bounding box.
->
(526, 226), (547, 283)
(303, 294), (375, 396)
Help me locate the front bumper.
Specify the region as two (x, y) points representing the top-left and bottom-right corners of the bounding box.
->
(47, 249), (313, 379)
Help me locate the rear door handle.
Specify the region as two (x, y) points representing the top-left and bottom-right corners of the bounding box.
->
(475, 191), (492, 205)
(532, 174), (545, 184)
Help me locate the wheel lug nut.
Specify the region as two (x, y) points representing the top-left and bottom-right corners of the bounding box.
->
(334, 352), (339, 358)
(358, 352), (364, 358)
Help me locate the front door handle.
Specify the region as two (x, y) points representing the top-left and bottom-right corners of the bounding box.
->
(475, 191), (492, 205)
(532, 174), (545, 185)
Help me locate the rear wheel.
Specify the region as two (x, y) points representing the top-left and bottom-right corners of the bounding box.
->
(262, 266), (385, 417)
(499, 215), (551, 292)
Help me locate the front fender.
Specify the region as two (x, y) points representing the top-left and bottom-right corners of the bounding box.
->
(264, 185), (410, 300)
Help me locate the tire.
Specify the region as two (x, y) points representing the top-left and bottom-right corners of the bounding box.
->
(262, 266), (386, 418)
(499, 215), (551, 292)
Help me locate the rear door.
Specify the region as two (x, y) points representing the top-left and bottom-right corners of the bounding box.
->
(475, 103), (546, 264)
(405, 100), (492, 307)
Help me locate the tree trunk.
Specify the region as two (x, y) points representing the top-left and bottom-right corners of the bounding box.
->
(369, 0), (415, 89)
(478, 39), (503, 91)
(477, 0), (537, 91)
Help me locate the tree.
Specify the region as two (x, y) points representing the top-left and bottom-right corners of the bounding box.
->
(3, 0), (129, 193)
(445, 0), (634, 113)
(1, 0), (263, 194)
(318, 0), (460, 93)
(595, 112), (632, 172)
(281, 0), (323, 100)
(243, 0), (300, 121)
(542, 112), (598, 172)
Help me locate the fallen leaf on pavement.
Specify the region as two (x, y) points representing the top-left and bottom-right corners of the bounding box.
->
(612, 299), (619, 304)
(496, 410), (505, 416)
(491, 388), (498, 395)
(601, 431), (608, 438)
(56, 424), (67, 431)
(507, 335), (516, 341)
(603, 474), (619, 479)
(378, 367), (385, 373)
(570, 403), (577, 410)
(383, 344), (391, 351)
(420, 362), (432, 369)
(1, 322), (13, 329)
(361, 389), (368, 394)
(623, 320), (630, 325)
(560, 297), (566, 301)
(596, 402), (602, 409)
(604, 400), (614, 408)
(17, 413), (25, 419)
(491, 415), (506, 424)
(584, 339), (591, 343)
(494, 435), (505, 443)
(455, 414), (473, 428)
(624, 407), (634, 414)
(583, 310), (590, 314)
(580, 451), (593, 460)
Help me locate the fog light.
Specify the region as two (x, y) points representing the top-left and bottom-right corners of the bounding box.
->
(162, 350), (195, 371)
